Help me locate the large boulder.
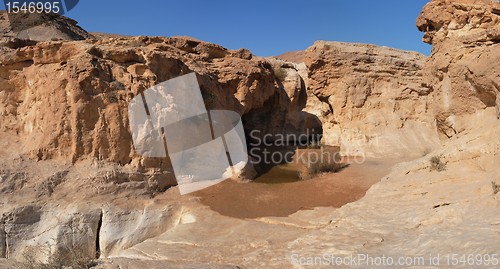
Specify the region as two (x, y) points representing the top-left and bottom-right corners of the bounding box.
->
(417, 0), (500, 138)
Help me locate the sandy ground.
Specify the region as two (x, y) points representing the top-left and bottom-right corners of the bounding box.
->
(191, 157), (402, 219)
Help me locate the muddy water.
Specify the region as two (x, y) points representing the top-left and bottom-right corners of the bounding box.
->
(253, 163), (301, 184)
(253, 145), (341, 183)
(192, 154), (400, 219)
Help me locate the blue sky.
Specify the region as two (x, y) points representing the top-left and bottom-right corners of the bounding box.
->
(4, 0), (432, 56)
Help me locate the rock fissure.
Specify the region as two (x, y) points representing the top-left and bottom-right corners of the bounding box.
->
(95, 210), (103, 259)
(1, 218), (6, 259)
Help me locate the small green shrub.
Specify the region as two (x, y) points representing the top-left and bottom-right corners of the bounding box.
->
(273, 67), (287, 82)
(422, 148), (431, 157)
(430, 155), (446, 172)
(303, 162), (343, 178)
(492, 181), (500, 195)
(296, 148), (345, 180)
(306, 141), (322, 149)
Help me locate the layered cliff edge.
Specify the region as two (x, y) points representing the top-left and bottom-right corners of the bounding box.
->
(0, 0), (499, 267)
(278, 42), (440, 157)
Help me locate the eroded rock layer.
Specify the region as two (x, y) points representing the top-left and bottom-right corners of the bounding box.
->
(0, 35), (322, 191)
(417, 0), (500, 138)
(280, 42), (440, 157)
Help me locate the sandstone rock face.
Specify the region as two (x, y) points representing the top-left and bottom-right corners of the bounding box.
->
(0, 188), (186, 264)
(0, 35), (320, 187)
(417, 0), (500, 138)
(416, 0), (500, 45)
(285, 42), (440, 157)
(263, 58), (322, 142)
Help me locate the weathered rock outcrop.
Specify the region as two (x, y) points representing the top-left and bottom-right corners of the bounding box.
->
(262, 58), (322, 142)
(0, 187), (187, 264)
(417, 0), (500, 138)
(281, 42), (440, 157)
(0, 10), (93, 41)
(0, 35), (321, 190)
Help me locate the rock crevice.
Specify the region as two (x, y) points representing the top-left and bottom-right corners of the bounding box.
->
(0, 218), (6, 259)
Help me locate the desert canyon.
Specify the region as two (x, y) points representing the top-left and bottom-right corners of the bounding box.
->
(0, 0), (500, 268)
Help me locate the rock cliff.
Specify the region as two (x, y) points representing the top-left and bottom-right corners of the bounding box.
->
(417, 0), (500, 138)
(280, 42), (440, 157)
(0, 34), (322, 192)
